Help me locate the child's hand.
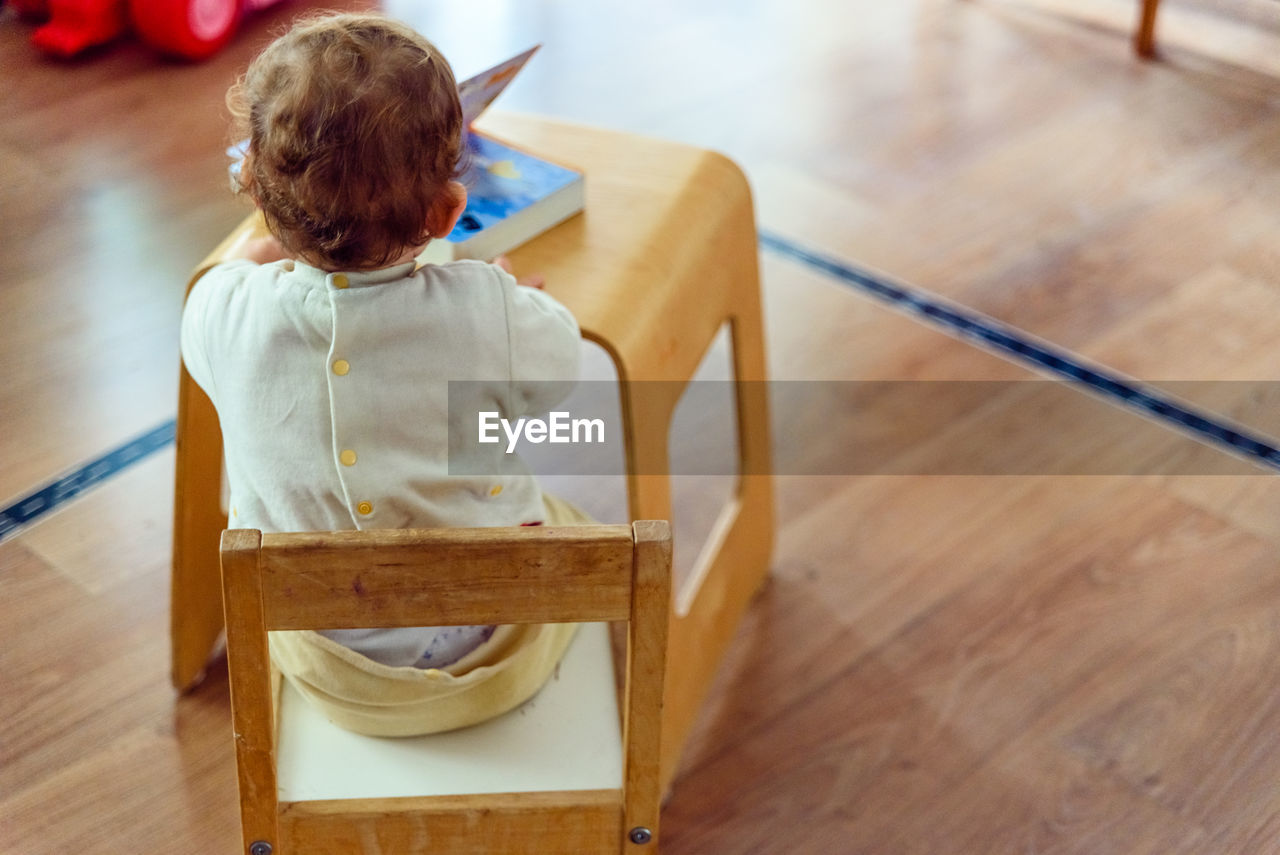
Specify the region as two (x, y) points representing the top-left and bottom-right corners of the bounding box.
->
(493, 255), (545, 290)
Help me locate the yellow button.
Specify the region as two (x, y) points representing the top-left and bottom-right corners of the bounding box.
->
(340, 449), (357, 466)
(357, 501), (373, 515)
(489, 484), (503, 497)
(332, 359), (350, 376)
(332, 274), (349, 289)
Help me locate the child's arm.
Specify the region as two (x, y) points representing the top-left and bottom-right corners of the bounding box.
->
(183, 231), (284, 398)
(497, 266), (580, 418)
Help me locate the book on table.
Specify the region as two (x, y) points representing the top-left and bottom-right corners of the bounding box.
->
(417, 129), (584, 265)
(421, 44), (584, 264)
(226, 44), (584, 266)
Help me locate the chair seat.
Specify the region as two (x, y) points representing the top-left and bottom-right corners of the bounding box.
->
(276, 622), (623, 803)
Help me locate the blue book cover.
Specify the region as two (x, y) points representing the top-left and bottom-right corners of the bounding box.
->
(443, 132), (583, 250)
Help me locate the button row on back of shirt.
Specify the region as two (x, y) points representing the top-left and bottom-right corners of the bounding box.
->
(328, 323), (358, 513)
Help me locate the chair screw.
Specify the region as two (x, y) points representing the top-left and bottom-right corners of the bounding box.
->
(249, 842), (273, 855)
(629, 826), (653, 845)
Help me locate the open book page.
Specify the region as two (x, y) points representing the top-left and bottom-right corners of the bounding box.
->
(459, 45), (540, 128)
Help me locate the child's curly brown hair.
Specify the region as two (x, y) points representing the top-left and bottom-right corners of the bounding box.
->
(227, 13), (463, 270)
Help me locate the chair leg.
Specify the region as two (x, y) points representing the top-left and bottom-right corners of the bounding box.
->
(171, 367), (229, 690)
(1135, 0), (1161, 58)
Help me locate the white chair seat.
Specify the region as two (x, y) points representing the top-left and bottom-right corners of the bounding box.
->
(276, 622), (623, 802)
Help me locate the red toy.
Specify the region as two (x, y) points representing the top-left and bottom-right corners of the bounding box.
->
(7, 0), (285, 60)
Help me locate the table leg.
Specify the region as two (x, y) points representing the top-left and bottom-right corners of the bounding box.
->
(615, 305), (774, 793)
(171, 366), (229, 690)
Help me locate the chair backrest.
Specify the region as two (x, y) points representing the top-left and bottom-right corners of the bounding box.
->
(221, 521), (671, 855)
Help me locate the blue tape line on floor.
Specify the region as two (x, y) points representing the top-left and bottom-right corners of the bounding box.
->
(0, 419), (176, 543)
(758, 229), (1280, 474)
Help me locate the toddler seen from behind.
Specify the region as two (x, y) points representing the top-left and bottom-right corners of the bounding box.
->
(181, 12), (588, 735)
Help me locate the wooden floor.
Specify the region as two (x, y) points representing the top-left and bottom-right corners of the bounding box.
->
(5, 0), (1280, 852)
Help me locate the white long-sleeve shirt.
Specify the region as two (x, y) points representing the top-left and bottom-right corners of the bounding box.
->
(181, 256), (580, 666)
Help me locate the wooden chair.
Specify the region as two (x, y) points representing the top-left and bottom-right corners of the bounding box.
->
(175, 114), (774, 792)
(220, 521), (671, 855)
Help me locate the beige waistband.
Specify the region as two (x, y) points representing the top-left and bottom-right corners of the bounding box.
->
(268, 493), (597, 737)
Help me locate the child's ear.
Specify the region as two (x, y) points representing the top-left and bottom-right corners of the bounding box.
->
(427, 181), (468, 239)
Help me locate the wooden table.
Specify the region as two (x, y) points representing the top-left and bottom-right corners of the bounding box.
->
(172, 113), (774, 791)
